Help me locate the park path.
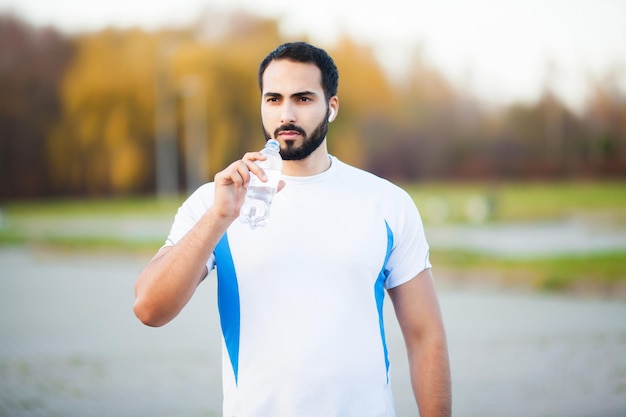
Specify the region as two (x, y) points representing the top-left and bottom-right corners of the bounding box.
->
(1, 247), (626, 417)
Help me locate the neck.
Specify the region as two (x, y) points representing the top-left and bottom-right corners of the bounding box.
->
(281, 139), (331, 176)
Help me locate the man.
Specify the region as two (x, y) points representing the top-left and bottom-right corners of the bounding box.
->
(134, 41), (451, 417)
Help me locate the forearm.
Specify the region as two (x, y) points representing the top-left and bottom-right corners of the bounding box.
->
(409, 332), (452, 417)
(133, 208), (232, 326)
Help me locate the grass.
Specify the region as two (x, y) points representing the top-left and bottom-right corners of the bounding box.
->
(431, 248), (626, 293)
(0, 195), (182, 253)
(1, 195), (184, 219)
(403, 180), (626, 224)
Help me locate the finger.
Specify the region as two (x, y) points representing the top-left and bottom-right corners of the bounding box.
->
(215, 160), (248, 187)
(241, 151), (268, 166)
(241, 151), (264, 161)
(232, 161), (253, 187)
(241, 152), (268, 181)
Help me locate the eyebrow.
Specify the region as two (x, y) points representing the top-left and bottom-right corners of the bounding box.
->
(293, 91), (317, 98)
(263, 90), (319, 99)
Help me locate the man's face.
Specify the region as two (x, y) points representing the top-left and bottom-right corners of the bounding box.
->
(261, 60), (334, 160)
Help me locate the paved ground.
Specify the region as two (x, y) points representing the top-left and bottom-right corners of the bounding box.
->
(1, 247), (626, 417)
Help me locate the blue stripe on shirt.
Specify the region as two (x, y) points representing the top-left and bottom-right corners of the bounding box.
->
(215, 232), (241, 385)
(375, 220), (394, 383)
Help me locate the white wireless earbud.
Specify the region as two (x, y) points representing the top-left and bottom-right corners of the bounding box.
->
(328, 108), (336, 122)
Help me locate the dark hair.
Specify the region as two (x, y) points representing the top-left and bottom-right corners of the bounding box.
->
(258, 42), (339, 100)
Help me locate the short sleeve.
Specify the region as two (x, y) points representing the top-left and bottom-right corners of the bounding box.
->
(383, 189), (431, 289)
(164, 182), (217, 271)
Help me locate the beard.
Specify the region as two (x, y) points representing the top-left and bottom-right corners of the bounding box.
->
(263, 110), (330, 160)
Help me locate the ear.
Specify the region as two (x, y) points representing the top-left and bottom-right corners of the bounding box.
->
(328, 96), (339, 122)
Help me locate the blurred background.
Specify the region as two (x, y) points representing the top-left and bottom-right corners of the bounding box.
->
(0, 1), (625, 416)
(0, 0), (625, 198)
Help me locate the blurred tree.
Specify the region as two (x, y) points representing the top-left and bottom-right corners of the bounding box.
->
(185, 11), (284, 177)
(49, 12), (289, 196)
(584, 70), (626, 176)
(366, 44), (460, 181)
(3, 12), (625, 199)
(327, 37), (397, 168)
(537, 90), (587, 178)
(400, 46), (458, 127)
(49, 28), (158, 195)
(0, 14), (74, 199)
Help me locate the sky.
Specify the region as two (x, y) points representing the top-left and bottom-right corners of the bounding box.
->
(1, 0), (625, 112)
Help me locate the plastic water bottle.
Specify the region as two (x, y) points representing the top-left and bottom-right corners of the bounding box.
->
(239, 139), (283, 229)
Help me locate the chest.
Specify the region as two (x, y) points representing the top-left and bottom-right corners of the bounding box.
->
(227, 185), (391, 283)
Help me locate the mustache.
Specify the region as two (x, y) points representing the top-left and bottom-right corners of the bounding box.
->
(274, 124), (306, 138)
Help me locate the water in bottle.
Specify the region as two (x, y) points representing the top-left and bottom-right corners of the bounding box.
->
(239, 139), (283, 229)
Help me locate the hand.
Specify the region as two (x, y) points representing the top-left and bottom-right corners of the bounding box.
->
(211, 152), (285, 222)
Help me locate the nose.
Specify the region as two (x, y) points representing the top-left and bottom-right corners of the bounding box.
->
(280, 103), (296, 125)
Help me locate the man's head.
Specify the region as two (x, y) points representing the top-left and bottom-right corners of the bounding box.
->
(258, 42), (339, 161)
(258, 42), (338, 101)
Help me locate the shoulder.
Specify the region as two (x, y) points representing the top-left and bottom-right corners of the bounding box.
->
(165, 182), (216, 247)
(177, 182), (216, 218)
(334, 158), (412, 201)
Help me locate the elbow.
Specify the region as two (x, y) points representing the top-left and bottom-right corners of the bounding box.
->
(133, 297), (170, 327)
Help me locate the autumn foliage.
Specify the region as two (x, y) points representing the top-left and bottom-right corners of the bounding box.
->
(0, 12), (624, 199)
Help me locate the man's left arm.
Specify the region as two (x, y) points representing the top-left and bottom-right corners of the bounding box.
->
(388, 268), (452, 417)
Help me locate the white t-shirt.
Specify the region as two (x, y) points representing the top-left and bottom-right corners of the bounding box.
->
(165, 156), (431, 417)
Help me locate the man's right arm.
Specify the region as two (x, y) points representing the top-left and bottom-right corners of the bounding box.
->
(133, 153), (273, 327)
(133, 209), (232, 327)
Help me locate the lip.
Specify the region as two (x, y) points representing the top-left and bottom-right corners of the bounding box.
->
(277, 130), (302, 139)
